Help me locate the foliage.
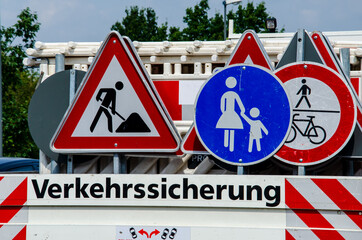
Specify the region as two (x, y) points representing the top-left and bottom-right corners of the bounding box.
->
(111, 6), (168, 41)
(208, 12), (224, 41)
(168, 26), (184, 41)
(231, 2), (280, 34)
(111, 0), (281, 41)
(182, 0), (210, 41)
(2, 71), (38, 157)
(1, 7), (40, 157)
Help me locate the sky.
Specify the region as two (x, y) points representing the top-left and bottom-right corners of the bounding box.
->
(2, 0), (362, 42)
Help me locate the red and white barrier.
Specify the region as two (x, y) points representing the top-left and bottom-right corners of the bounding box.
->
(154, 80), (205, 121)
(0, 175), (360, 240)
(285, 178), (362, 239)
(0, 176), (28, 240)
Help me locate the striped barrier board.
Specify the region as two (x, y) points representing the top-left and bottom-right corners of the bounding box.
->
(0, 175), (360, 240)
(0, 176), (27, 240)
(286, 178), (362, 239)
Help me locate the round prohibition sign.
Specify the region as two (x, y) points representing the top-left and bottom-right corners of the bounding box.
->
(274, 62), (356, 165)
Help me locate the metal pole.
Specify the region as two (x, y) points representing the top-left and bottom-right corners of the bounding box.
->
(340, 48), (350, 79)
(296, 29), (306, 175)
(67, 155), (73, 174)
(237, 166), (244, 175)
(50, 54), (65, 173)
(298, 166), (306, 175)
(55, 54), (65, 72)
(66, 69), (76, 174)
(113, 153), (120, 174)
(223, 1), (227, 40)
(113, 154), (127, 174)
(296, 29), (305, 62)
(340, 48), (354, 176)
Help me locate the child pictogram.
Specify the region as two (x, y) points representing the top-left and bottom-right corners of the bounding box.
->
(242, 108), (269, 152)
(90, 81), (150, 133)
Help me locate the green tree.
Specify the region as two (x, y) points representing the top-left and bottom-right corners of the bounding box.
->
(111, 6), (168, 41)
(208, 12), (224, 41)
(168, 26), (184, 41)
(179, 0), (280, 41)
(111, 1), (282, 41)
(182, 0), (210, 41)
(1, 7), (40, 157)
(233, 2), (273, 34)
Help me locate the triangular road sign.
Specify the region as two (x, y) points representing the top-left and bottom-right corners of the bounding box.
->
(122, 36), (183, 157)
(227, 30), (274, 70)
(51, 31), (180, 153)
(311, 31), (362, 131)
(276, 29), (324, 69)
(181, 123), (208, 154)
(122, 36), (180, 138)
(181, 30), (273, 154)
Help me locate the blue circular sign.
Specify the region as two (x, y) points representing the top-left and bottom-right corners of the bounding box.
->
(195, 64), (292, 165)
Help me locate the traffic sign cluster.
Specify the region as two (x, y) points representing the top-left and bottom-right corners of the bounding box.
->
(47, 29), (357, 168)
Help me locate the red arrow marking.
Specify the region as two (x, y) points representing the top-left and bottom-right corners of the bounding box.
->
(138, 229), (149, 238)
(150, 229), (160, 238)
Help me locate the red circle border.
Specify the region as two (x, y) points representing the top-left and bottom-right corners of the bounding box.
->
(274, 63), (356, 165)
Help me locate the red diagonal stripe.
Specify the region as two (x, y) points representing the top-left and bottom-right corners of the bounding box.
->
(312, 179), (362, 211)
(13, 226), (26, 240)
(312, 178), (362, 229)
(0, 177), (4, 181)
(312, 33), (339, 73)
(344, 210), (362, 230)
(0, 206), (23, 224)
(1, 178), (27, 206)
(285, 180), (314, 209)
(357, 109), (362, 128)
(285, 230), (296, 240)
(285, 180), (345, 239)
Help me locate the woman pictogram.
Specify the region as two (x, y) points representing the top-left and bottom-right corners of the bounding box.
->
(216, 77), (245, 152)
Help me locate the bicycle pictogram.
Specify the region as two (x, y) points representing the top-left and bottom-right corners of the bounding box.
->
(286, 113), (326, 145)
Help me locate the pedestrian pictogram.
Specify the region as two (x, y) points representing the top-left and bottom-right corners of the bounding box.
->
(51, 31), (180, 153)
(295, 79), (311, 108)
(195, 64), (291, 166)
(181, 30), (273, 154)
(275, 62), (356, 165)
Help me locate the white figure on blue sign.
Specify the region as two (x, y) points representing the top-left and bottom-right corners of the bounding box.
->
(242, 107), (269, 152)
(216, 77), (246, 152)
(195, 64), (291, 166)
